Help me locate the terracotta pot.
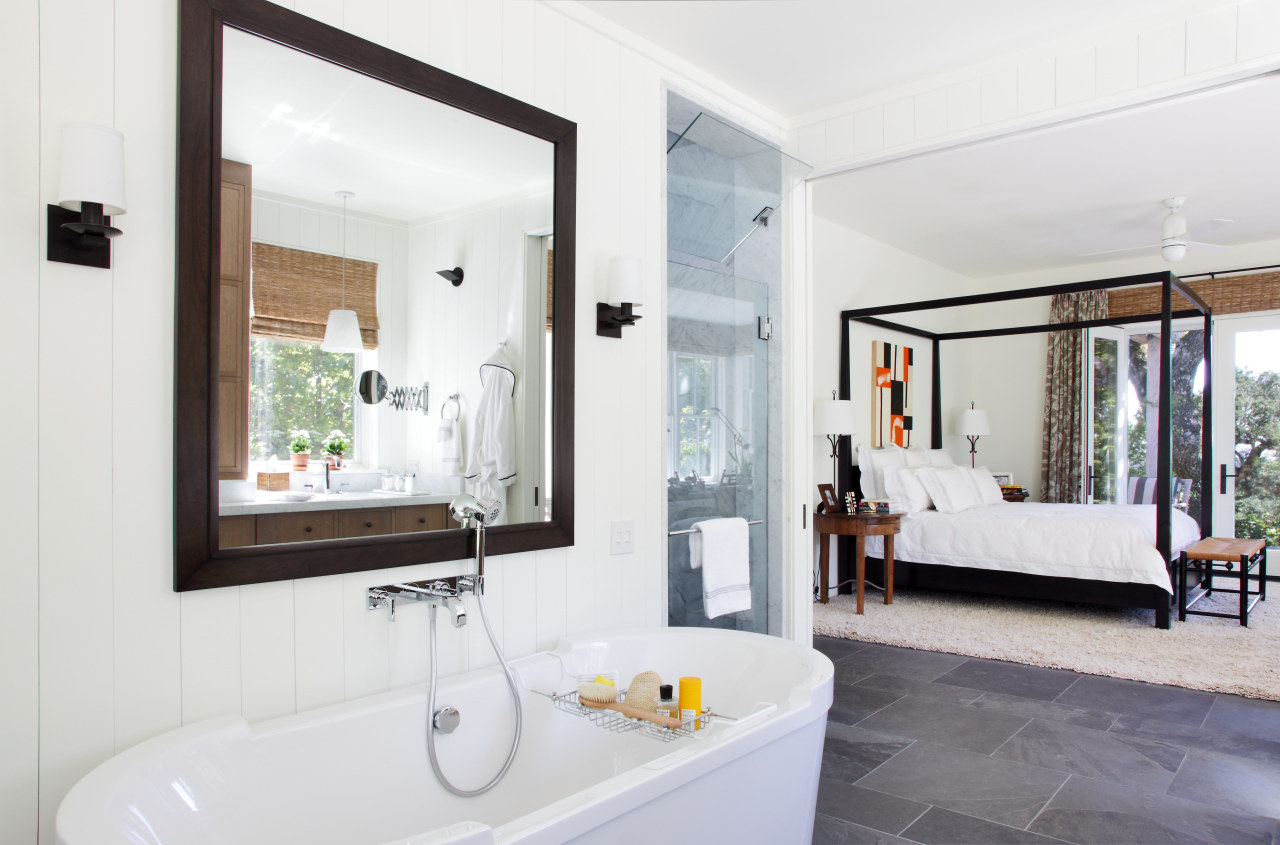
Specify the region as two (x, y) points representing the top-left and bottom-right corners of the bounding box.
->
(291, 452), (309, 470)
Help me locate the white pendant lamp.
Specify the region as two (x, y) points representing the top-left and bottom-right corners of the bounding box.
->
(322, 191), (364, 353)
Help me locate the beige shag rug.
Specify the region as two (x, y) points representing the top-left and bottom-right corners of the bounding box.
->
(813, 587), (1280, 701)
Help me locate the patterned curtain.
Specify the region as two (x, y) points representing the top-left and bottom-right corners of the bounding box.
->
(1040, 291), (1109, 503)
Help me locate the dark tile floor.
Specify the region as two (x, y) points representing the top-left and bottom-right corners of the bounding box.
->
(812, 635), (1280, 845)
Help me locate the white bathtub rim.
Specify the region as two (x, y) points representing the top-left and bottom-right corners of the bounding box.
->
(57, 628), (834, 845)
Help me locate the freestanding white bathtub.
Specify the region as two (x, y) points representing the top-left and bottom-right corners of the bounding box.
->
(57, 627), (834, 845)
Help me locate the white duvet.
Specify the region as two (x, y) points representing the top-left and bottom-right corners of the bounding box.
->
(864, 502), (1201, 593)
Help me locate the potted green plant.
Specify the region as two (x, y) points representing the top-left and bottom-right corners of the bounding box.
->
(322, 429), (349, 468)
(289, 429), (312, 470)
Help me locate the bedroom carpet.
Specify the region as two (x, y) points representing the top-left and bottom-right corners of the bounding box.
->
(813, 587), (1280, 701)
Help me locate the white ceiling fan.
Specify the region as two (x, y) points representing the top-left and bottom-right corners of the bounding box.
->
(1081, 197), (1233, 263)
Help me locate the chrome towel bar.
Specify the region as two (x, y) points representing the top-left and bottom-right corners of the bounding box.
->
(667, 519), (763, 537)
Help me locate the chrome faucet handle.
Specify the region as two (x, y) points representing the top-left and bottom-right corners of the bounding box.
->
(457, 575), (483, 595)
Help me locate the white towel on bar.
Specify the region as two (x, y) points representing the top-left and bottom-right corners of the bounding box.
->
(689, 517), (751, 619)
(440, 419), (461, 475)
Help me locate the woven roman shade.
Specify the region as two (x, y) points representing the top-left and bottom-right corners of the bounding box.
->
(1108, 270), (1280, 319)
(251, 242), (379, 349)
(546, 248), (554, 332)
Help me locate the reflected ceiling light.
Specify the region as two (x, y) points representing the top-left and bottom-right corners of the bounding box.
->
(322, 190), (364, 353)
(47, 123), (127, 269)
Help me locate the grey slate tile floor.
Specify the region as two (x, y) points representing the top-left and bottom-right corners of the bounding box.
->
(812, 635), (1280, 845)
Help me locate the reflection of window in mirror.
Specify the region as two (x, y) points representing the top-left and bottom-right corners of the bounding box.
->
(249, 338), (356, 463)
(669, 352), (726, 481)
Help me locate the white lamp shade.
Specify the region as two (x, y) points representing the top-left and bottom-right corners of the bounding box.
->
(321, 309), (364, 353)
(814, 399), (856, 436)
(609, 257), (643, 305)
(57, 123), (126, 216)
(959, 408), (990, 436)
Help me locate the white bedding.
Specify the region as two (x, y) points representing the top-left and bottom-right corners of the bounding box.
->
(864, 502), (1201, 593)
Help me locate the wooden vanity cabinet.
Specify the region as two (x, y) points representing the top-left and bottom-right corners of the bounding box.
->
(220, 503), (448, 547)
(255, 511), (336, 544)
(337, 508), (394, 538)
(393, 504), (448, 533)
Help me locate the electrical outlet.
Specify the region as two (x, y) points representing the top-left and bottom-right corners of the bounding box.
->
(610, 521), (634, 555)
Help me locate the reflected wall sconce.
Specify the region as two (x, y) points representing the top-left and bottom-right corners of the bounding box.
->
(437, 267), (464, 286)
(597, 257), (642, 338)
(47, 123), (126, 269)
(959, 401), (990, 468)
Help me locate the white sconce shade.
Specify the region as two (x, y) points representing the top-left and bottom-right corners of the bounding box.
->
(609, 257), (642, 305)
(57, 123), (126, 216)
(814, 399), (856, 436)
(322, 309), (363, 353)
(959, 407), (990, 436)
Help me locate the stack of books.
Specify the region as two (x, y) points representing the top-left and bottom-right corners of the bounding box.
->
(1000, 484), (1029, 497)
(856, 498), (904, 515)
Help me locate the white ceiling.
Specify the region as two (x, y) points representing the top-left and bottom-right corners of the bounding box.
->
(222, 27), (553, 223)
(812, 72), (1280, 278)
(577, 0), (1214, 118)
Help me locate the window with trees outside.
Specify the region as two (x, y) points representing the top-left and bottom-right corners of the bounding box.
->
(670, 352), (724, 482)
(249, 338), (355, 462)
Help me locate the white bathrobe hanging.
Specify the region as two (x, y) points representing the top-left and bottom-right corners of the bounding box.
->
(465, 348), (516, 523)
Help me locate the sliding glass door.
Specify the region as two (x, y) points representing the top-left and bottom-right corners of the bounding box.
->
(1211, 313), (1280, 549)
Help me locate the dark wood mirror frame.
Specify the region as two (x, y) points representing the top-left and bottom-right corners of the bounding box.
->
(175, 0), (576, 591)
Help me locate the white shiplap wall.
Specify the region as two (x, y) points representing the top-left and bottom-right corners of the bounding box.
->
(793, 0), (1280, 177)
(3, 2), (786, 843)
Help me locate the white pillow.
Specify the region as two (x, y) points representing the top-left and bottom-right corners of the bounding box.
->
(928, 449), (955, 467)
(916, 465), (982, 514)
(882, 466), (933, 514)
(903, 448), (933, 468)
(968, 466), (1004, 505)
(856, 445), (905, 499)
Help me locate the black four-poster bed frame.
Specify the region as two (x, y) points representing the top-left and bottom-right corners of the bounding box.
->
(837, 271), (1213, 629)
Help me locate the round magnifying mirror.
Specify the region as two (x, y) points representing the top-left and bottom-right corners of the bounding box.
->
(357, 369), (389, 405)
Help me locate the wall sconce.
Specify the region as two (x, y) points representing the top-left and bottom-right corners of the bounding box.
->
(597, 257), (642, 338)
(437, 267), (464, 286)
(47, 123), (127, 269)
(959, 401), (990, 468)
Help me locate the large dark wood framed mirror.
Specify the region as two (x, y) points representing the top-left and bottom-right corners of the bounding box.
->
(176, 0), (576, 590)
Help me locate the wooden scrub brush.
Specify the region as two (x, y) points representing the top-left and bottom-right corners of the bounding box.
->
(577, 679), (681, 730)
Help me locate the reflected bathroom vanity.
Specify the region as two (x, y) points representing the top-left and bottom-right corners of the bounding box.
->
(175, 0), (576, 591)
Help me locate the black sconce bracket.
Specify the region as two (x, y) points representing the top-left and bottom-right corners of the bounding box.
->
(597, 302), (642, 338)
(47, 202), (120, 268)
(437, 267), (464, 286)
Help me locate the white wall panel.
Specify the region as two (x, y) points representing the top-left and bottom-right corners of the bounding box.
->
(1096, 37), (1140, 96)
(980, 68), (1018, 124)
(1017, 57), (1055, 115)
(945, 80), (981, 133)
(0, 0), (41, 839)
(464, 0), (502, 92)
(1138, 20), (1187, 86)
(1238, 0), (1280, 60)
(1186, 6), (1238, 73)
(111, 0), (183, 757)
(1056, 49), (1096, 106)
(882, 98), (915, 147)
(824, 114), (854, 162)
(293, 575), (346, 711)
(852, 106), (884, 156)
(795, 122), (826, 168)
(180, 588), (242, 724)
(534, 4), (567, 116)
(913, 88), (947, 140)
(239, 581), (297, 722)
(37, 3), (118, 840)
(501, 0), (536, 105)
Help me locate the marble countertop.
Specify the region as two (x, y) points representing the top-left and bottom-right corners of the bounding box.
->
(220, 490), (455, 516)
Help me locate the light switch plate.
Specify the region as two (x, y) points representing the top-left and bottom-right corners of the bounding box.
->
(610, 521), (634, 555)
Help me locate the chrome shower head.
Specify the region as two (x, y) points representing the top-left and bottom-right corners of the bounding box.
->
(449, 493), (502, 526)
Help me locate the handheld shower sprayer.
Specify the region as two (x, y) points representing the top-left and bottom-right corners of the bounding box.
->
(449, 493), (501, 527)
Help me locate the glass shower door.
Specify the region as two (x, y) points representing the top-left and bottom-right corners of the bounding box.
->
(667, 262), (769, 633)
